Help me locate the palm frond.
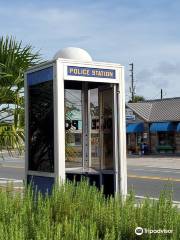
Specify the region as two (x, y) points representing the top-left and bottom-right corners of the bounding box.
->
(0, 36), (41, 88)
(0, 123), (24, 155)
(0, 35), (42, 155)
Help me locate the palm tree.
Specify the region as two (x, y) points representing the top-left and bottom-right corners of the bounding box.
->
(128, 95), (145, 103)
(0, 36), (41, 155)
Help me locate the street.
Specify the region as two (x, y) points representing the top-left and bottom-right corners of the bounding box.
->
(1, 156), (180, 201)
(128, 165), (180, 201)
(0, 154), (24, 187)
(127, 156), (180, 201)
(128, 177), (180, 201)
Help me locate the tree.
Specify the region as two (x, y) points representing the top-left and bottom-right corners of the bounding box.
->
(128, 95), (145, 103)
(0, 36), (41, 154)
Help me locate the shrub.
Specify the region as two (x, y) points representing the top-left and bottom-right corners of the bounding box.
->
(0, 181), (179, 239)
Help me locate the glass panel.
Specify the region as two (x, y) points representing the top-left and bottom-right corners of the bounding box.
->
(90, 88), (100, 169)
(158, 132), (174, 146)
(28, 81), (54, 172)
(101, 88), (113, 170)
(65, 89), (83, 168)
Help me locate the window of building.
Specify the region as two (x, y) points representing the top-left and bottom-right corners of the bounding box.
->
(136, 134), (143, 145)
(158, 132), (174, 146)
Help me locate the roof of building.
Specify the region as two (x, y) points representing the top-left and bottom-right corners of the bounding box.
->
(126, 97), (180, 122)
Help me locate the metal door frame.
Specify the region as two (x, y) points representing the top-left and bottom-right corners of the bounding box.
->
(64, 82), (119, 192)
(82, 82), (89, 169)
(98, 84), (119, 192)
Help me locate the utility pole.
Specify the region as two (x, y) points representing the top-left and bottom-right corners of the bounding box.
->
(129, 63), (135, 102)
(161, 89), (163, 99)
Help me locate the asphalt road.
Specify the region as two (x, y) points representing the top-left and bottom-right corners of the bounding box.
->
(128, 165), (180, 180)
(0, 166), (24, 180)
(128, 177), (180, 201)
(0, 158), (180, 201)
(127, 166), (180, 201)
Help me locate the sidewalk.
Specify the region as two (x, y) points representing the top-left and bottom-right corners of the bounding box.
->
(1, 152), (180, 171)
(127, 155), (180, 170)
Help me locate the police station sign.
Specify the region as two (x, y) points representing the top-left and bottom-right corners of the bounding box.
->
(67, 66), (116, 79)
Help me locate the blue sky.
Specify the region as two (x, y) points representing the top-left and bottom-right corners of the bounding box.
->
(1, 0), (180, 100)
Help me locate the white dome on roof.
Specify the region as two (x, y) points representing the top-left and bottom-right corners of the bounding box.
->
(53, 47), (92, 61)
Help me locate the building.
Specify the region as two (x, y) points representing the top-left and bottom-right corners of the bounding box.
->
(126, 98), (180, 154)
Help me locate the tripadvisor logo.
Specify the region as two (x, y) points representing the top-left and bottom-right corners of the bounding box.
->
(135, 227), (143, 236)
(135, 227), (173, 235)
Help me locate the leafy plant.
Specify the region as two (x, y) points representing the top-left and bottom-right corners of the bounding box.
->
(0, 36), (41, 155)
(0, 181), (179, 239)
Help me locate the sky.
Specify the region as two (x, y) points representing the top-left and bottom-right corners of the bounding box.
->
(1, 0), (180, 100)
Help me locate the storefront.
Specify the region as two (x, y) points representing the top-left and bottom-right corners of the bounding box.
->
(126, 122), (144, 154)
(126, 98), (180, 154)
(149, 122), (176, 153)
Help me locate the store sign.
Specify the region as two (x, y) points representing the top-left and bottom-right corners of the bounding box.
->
(67, 66), (116, 79)
(143, 133), (148, 139)
(126, 108), (135, 121)
(126, 115), (135, 121)
(126, 108), (133, 115)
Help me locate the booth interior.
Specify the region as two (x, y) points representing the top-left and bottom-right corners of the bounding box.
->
(28, 79), (116, 195)
(65, 81), (115, 195)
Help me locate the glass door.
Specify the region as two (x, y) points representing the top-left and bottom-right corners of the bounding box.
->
(65, 87), (83, 169)
(89, 87), (100, 170)
(88, 84), (115, 171)
(64, 83), (115, 174)
(99, 86), (114, 170)
(65, 82), (118, 194)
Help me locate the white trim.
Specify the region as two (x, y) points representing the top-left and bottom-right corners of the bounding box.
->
(64, 77), (118, 84)
(118, 66), (127, 196)
(113, 84), (119, 193)
(53, 63), (58, 178)
(27, 171), (55, 178)
(27, 59), (122, 73)
(65, 168), (115, 175)
(56, 60), (66, 181)
(58, 58), (122, 68)
(24, 73), (28, 185)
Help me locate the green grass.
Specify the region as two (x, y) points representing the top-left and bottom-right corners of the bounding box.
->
(0, 181), (180, 240)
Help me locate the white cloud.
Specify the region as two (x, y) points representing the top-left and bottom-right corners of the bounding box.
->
(0, 1), (180, 99)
